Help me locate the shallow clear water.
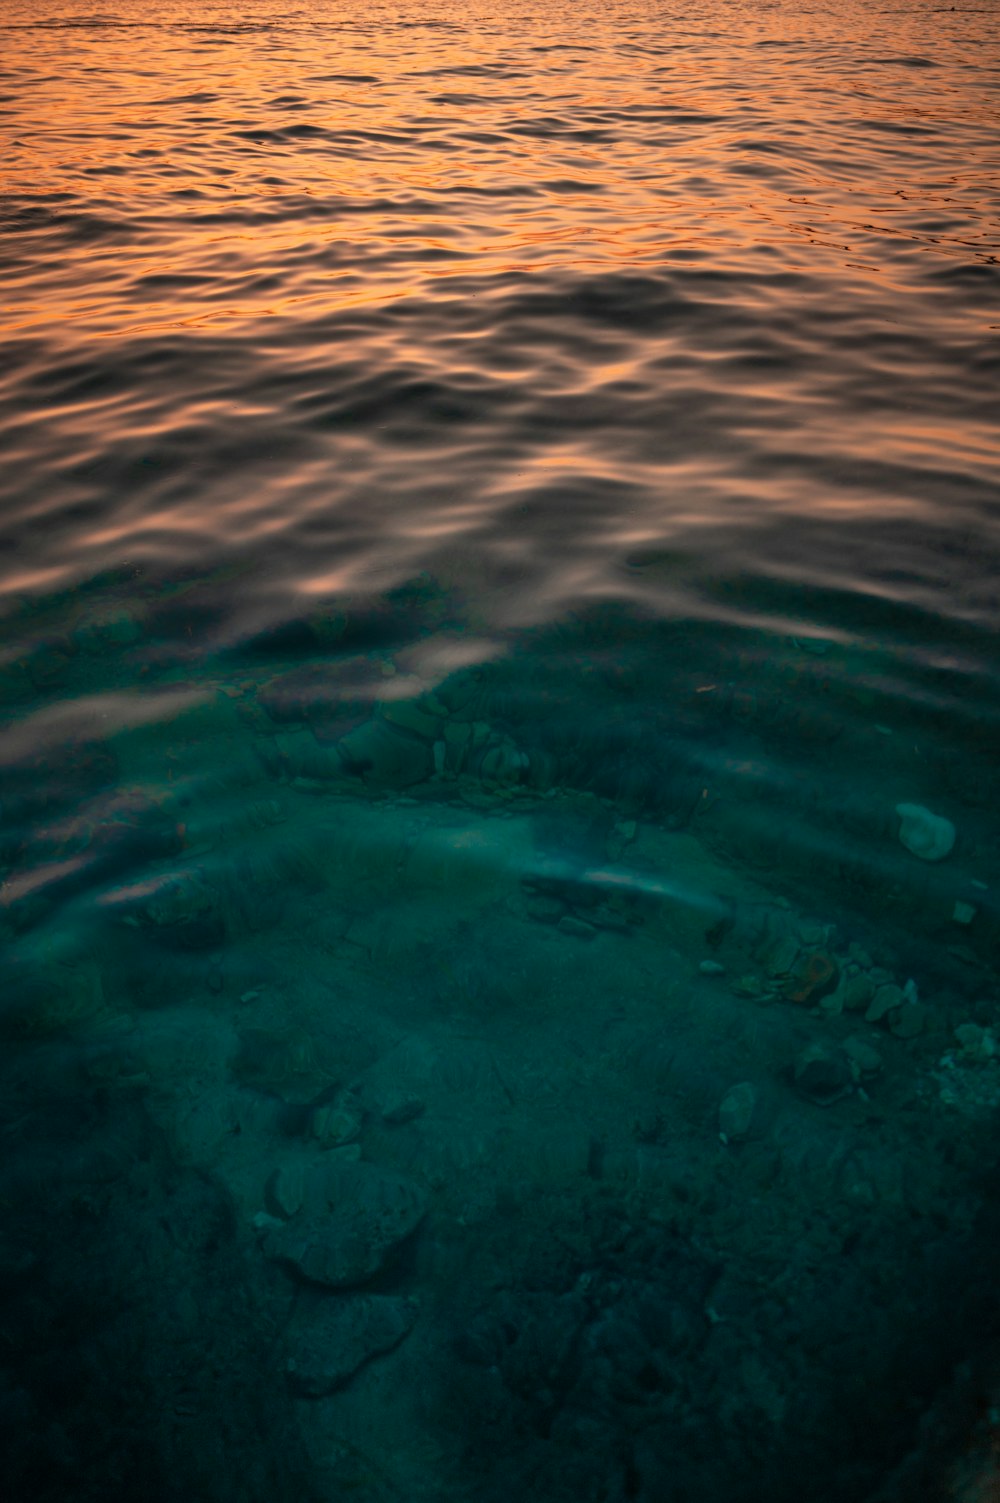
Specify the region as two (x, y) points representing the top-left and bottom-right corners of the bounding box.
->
(2, 1), (1000, 1499)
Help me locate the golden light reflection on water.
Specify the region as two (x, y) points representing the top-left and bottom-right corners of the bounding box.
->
(0, 0), (997, 630)
(3, 0), (998, 339)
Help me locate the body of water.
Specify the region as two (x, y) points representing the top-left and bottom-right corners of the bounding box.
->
(2, 2), (1000, 1499)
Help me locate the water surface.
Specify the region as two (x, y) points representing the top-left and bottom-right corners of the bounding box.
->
(1, 2), (1000, 1499)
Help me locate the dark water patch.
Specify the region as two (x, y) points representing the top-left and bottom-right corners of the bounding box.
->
(294, 370), (493, 433)
(0, 201), (135, 246)
(538, 178), (605, 194)
(427, 91), (496, 106)
(311, 72), (380, 83)
(859, 118), (944, 136)
(1, 350), (133, 407)
(26, 14), (155, 29)
(506, 116), (613, 141)
(410, 63), (531, 78)
(617, 107), (728, 125)
(868, 54), (940, 66)
(0, 1083), (318, 1502)
(180, 21), (274, 35)
(444, 180), (541, 197)
(225, 582), (455, 668)
(925, 258), (1000, 285)
(131, 269), (220, 291)
(149, 89), (221, 104)
(504, 272), (699, 331)
(440, 1185), (1000, 1503)
(726, 137), (788, 154)
(2, 788), (185, 927)
(231, 123), (330, 143)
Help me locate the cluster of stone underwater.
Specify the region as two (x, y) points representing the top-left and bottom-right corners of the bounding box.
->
(255, 1156), (425, 1397)
(3, 682), (999, 1457)
(259, 675), (551, 796)
(695, 894), (1000, 1134)
(2, 609), (997, 1186)
(2, 651), (995, 1080)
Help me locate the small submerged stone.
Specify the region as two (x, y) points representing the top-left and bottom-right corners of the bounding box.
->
(479, 737), (528, 788)
(842, 1035), (883, 1081)
(266, 1162), (306, 1220)
(381, 1094), (425, 1126)
(954, 1023), (997, 1064)
(337, 718), (433, 787)
(820, 967), (874, 1017)
(866, 984), (905, 1025)
(783, 951), (837, 1005)
(732, 974), (772, 1000)
(310, 1092), (363, 1149)
(895, 803), (955, 862)
(557, 914), (598, 940)
(718, 1082), (757, 1142)
(761, 935), (800, 979)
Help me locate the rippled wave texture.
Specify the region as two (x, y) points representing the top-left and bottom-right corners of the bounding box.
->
(2, 0), (998, 650)
(3, 6), (1000, 1503)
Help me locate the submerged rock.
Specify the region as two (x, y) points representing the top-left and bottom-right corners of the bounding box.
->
(285, 1293), (418, 1396)
(783, 950), (837, 1005)
(336, 718), (433, 787)
(842, 1035), (883, 1081)
(762, 935), (800, 979)
(310, 1092), (363, 1149)
(117, 869), (225, 951)
(380, 1094), (425, 1126)
(895, 803), (955, 862)
(266, 1163), (306, 1220)
(821, 967), (874, 1017)
(954, 1023), (998, 1063)
(262, 1161), (426, 1287)
(479, 737), (528, 788)
(866, 984), (905, 1026)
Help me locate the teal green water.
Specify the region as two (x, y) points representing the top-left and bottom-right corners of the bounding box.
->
(2, 1), (1000, 1499)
